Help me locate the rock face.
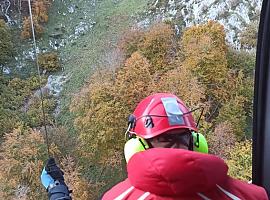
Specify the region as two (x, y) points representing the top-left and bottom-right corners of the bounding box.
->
(139, 0), (262, 47)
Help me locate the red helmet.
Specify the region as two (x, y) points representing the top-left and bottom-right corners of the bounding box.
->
(130, 93), (198, 139)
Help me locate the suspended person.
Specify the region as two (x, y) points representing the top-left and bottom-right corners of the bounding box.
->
(41, 93), (269, 200)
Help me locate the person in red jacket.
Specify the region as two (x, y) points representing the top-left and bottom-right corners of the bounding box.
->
(102, 93), (268, 200)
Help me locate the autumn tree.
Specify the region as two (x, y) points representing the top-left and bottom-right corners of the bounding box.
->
(71, 70), (127, 198)
(119, 28), (143, 57)
(181, 21), (228, 104)
(21, 0), (52, 39)
(71, 52), (158, 197)
(227, 48), (256, 75)
(0, 76), (45, 136)
(217, 70), (253, 139)
(0, 126), (60, 199)
(71, 21), (256, 197)
(115, 52), (155, 111)
(120, 23), (176, 74)
(158, 62), (206, 110)
(138, 23), (176, 74)
(208, 121), (237, 158)
(33, 0), (51, 23)
(21, 16), (44, 39)
(61, 156), (93, 200)
(226, 140), (252, 181)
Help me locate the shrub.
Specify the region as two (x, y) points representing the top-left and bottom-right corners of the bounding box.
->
(38, 52), (61, 72)
(21, 0), (52, 39)
(0, 108), (21, 137)
(217, 70), (253, 138)
(0, 75), (48, 135)
(61, 156), (93, 200)
(158, 63), (206, 109)
(119, 23), (176, 74)
(227, 48), (256, 76)
(33, 0), (51, 23)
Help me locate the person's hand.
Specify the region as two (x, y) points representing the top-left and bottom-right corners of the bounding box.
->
(41, 157), (64, 189)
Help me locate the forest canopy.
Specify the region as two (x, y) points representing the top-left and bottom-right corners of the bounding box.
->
(68, 21), (255, 197)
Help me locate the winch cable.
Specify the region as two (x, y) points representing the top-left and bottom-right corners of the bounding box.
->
(27, 0), (50, 157)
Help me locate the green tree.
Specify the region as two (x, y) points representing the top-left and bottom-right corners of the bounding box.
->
(0, 20), (13, 72)
(217, 70), (254, 139)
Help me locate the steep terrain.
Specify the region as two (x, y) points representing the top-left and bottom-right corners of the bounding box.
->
(139, 0), (261, 46)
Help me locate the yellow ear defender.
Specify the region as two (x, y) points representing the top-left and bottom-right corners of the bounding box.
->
(124, 132), (208, 163)
(124, 135), (149, 163)
(192, 132), (208, 153)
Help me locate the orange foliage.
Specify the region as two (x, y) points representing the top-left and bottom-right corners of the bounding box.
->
(115, 51), (155, 111)
(139, 23), (175, 74)
(0, 126), (60, 199)
(226, 140), (252, 181)
(70, 21), (255, 196)
(33, 0), (51, 23)
(21, 0), (52, 39)
(21, 16), (44, 39)
(119, 29), (144, 57)
(158, 63), (206, 109)
(72, 69), (126, 163)
(181, 21), (228, 102)
(61, 156), (93, 200)
(120, 23), (176, 74)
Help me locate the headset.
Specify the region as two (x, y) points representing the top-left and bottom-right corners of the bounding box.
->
(124, 115), (209, 163)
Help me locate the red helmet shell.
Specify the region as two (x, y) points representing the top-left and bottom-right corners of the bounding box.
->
(132, 93), (198, 139)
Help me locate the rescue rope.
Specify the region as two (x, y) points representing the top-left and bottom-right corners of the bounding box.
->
(27, 0), (50, 157)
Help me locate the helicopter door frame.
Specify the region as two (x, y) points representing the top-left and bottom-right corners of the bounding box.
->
(252, 0), (270, 196)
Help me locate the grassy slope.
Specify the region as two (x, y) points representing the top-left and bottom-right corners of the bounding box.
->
(43, 0), (149, 130)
